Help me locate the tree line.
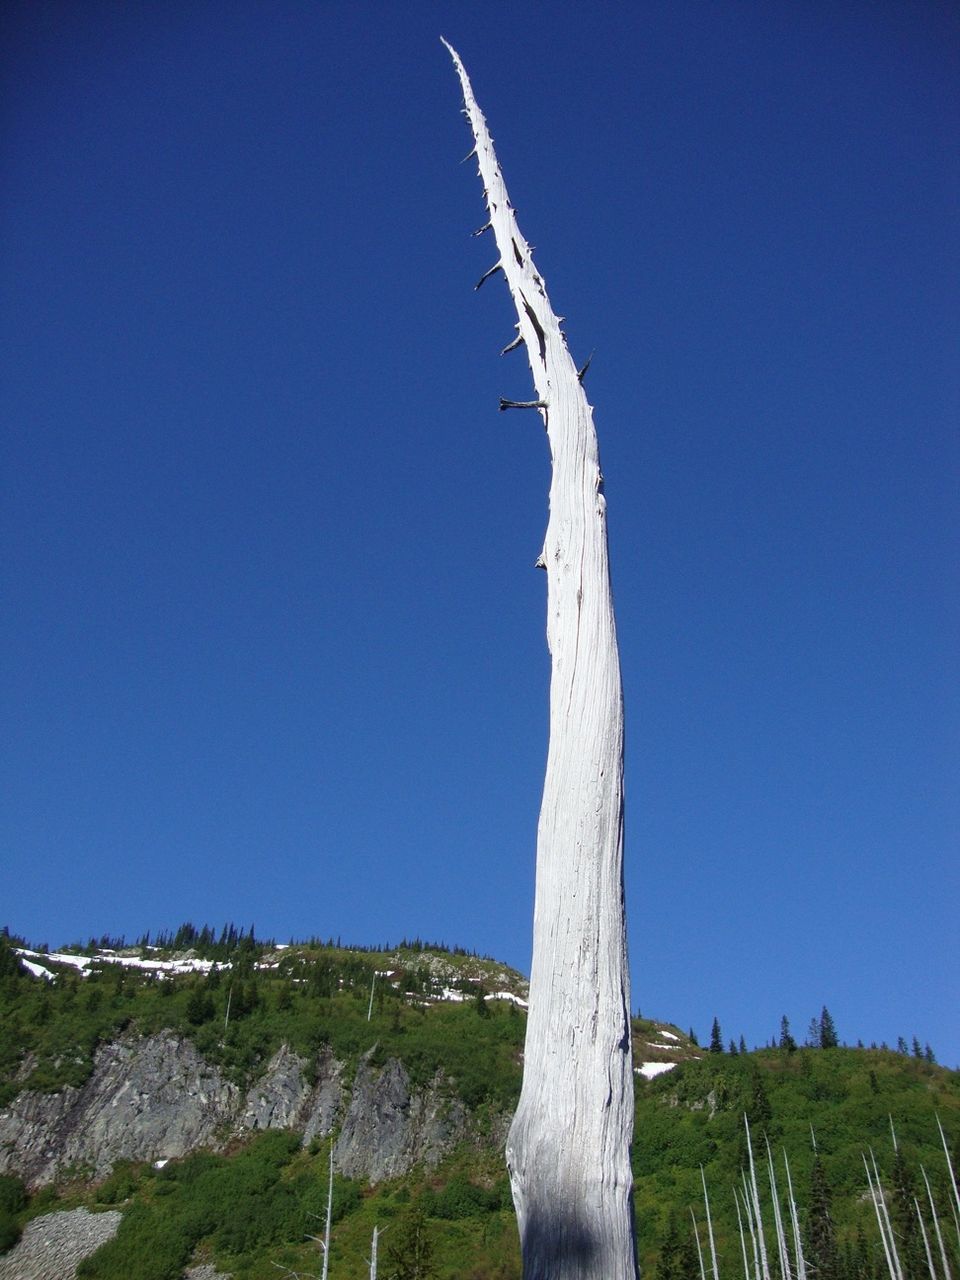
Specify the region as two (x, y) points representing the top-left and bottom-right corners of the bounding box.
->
(705, 1011), (937, 1064)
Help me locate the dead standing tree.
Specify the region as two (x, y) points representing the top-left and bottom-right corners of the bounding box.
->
(443, 41), (639, 1280)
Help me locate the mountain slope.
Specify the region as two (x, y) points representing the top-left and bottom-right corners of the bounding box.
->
(0, 930), (957, 1280)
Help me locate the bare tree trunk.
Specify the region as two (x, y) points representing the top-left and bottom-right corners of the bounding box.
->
(369, 1224), (380, 1280)
(702, 1166), (721, 1280)
(744, 1117), (772, 1280)
(444, 40), (637, 1280)
(783, 1149), (807, 1280)
(922, 1165), (954, 1280)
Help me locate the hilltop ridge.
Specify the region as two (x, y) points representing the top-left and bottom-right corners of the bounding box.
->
(0, 927), (957, 1280)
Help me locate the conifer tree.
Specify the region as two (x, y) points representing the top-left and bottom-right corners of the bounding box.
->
(818, 1007), (838, 1049)
(779, 1016), (797, 1053)
(0, 934), (21, 980)
(657, 1215), (702, 1280)
(385, 1206), (437, 1280)
(890, 1148), (924, 1280)
(709, 1017), (724, 1054)
(844, 1223), (877, 1280)
(806, 1157), (840, 1280)
(748, 1070), (772, 1130)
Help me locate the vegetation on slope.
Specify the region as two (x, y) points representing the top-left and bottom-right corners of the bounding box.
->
(1, 928), (958, 1280)
(0, 928), (526, 1106)
(634, 1046), (960, 1280)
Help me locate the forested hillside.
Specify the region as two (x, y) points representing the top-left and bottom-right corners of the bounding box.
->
(0, 928), (957, 1280)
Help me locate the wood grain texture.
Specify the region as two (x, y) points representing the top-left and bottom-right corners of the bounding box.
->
(444, 41), (638, 1280)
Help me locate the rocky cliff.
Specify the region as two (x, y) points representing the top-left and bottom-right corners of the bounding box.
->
(0, 1032), (471, 1188)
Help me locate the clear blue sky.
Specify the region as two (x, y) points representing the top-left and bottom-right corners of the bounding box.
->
(2, 2), (957, 1065)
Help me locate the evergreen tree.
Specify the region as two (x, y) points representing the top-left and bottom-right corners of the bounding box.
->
(890, 1147), (924, 1280)
(0, 934), (22, 980)
(897, 1036), (909, 1055)
(819, 1006), (838, 1049)
(844, 1223), (877, 1280)
(739, 1035), (747, 1055)
(709, 1017), (724, 1054)
(805, 1156), (840, 1280)
(779, 1015), (797, 1053)
(747, 1069), (772, 1130)
(385, 1206), (437, 1280)
(728, 1039), (738, 1055)
(657, 1215), (702, 1280)
(185, 987), (214, 1026)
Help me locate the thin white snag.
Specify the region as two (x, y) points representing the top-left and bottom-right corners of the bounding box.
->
(938, 1116), (960, 1249)
(923, 1164), (954, 1280)
(444, 38), (636, 1280)
(369, 1224), (380, 1280)
(864, 1150), (901, 1280)
(783, 1149), (807, 1280)
(766, 1138), (791, 1280)
(745, 1117), (772, 1280)
(692, 1207), (708, 1280)
(306, 1144), (334, 1280)
(742, 1172), (768, 1280)
(702, 1166), (720, 1280)
(742, 1187), (757, 1280)
(916, 1197), (938, 1280)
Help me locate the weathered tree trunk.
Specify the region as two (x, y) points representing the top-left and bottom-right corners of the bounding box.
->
(444, 41), (638, 1280)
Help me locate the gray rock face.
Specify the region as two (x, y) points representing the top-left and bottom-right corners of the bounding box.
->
(242, 1044), (311, 1130)
(0, 1034), (473, 1188)
(242, 1044), (343, 1143)
(300, 1047), (344, 1147)
(0, 1032), (239, 1185)
(335, 1050), (467, 1182)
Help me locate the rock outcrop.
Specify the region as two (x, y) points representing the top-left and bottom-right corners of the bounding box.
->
(0, 1032), (238, 1186)
(241, 1043), (344, 1143)
(0, 1033), (473, 1188)
(335, 1049), (468, 1182)
(0, 1208), (122, 1280)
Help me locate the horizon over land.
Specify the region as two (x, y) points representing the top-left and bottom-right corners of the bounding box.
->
(1, 3), (957, 1069)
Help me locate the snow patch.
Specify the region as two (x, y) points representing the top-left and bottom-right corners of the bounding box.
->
(14, 946), (227, 981)
(657, 1029), (680, 1042)
(16, 948), (91, 973)
(637, 1061), (677, 1080)
(20, 958), (55, 980)
(489, 990), (528, 1008)
(98, 954), (225, 977)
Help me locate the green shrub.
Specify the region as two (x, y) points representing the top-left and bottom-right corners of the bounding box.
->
(95, 1162), (140, 1205)
(0, 1174), (26, 1215)
(424, 1174), (502, 1219)
(76, 1204), (194, 1280)
(0, 1211), (21, 1255)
